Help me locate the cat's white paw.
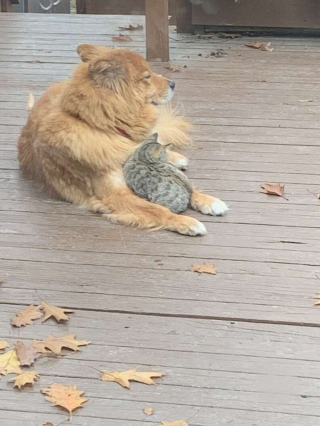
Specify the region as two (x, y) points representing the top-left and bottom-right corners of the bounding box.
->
(201, 199), (229, 216)
(189, 220), (207, 236)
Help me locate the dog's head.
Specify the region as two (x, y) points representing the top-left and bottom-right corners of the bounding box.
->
(76, 44), (175, 105)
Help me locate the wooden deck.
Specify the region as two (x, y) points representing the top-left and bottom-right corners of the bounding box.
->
(1, 12), (320, 426)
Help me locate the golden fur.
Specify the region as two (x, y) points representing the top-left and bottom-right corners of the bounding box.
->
(18, 44), (227, 235)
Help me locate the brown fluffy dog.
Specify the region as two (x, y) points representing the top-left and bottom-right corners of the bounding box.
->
(18, 44), (228, 235)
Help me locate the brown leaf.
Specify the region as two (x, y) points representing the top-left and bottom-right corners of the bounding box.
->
(10, 370), (39, 389)
(33, 334), (91, 355)
(112, 34), (133, 42)
(190, 264), (217, 275)
(164, 64), (180, 72)
(246, 41), (263, 49)
(261, 182), (285, 197)
(43, 423), (54, 426)
(11, 305), (43, 328)
(42, 383), (88, 415)
(144, 407), (154, 416)
(218, 33), (241, 39)
(101, 369), (163, 389)
(40, 301), (74, 323)
(119, 24), (143, 31)
(0, 350), (22, 376)
(161, 422), (188, 426)
(26, 92), (35, 111)
(15, 341), (39, 366)
(0, 341), (9, 351)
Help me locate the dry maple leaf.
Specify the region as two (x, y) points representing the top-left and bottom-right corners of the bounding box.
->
(0, 341), (9, 351)
(33, 334), (90, 355)
(164, 64), (180, 72)
(15, 341), (39, 366)
(11, 305), (43, 327)
(144, 407), (154, 416)
(10, 370), (39, 389)
(190, 263), (217, 275)
(119, 24), (143, 31)
(100, 369), (163, 389)
(261, 182), (285, 197)
(40, 302), (74, 323)
(112, 34), (133, 42)
(161, 422), (188, 426)
(246, 41), (263, 49)
(0, 350), (22, 376)
(42, 383), (88, 416)
(26, 92), (35, 111)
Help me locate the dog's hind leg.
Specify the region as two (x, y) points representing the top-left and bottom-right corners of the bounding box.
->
(190, 190), (229, 217)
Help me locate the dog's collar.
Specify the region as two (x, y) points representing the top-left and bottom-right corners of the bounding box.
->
(115, 127), (132, 140)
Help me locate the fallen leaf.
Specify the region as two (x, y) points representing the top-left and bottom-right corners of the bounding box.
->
(33, 334), (91, 355)
(15, 341), (39, 366)
(190, 264), (217, 275)
(261, 42), (274, 52)
(218, 33), (241, 39)
(261, 182), (285, 197)
(164, 64), (180, 72)
(26, 92), (35, 111)
(161, 422), (188, 426)
(42, 383), (88, 416)
(246, 41), (274, 51)
(206, 49), (227, 58)
(10, 370), (39, 389)
(40, 302), (74, 323)
(246, 41), (263, 49)
(119, 24), (143, 31)
(43, 423), (54, 426)
(298, 99), (313, 103)
(11, 305), (43, 327)
(144, 407), (154, 416)
(101, 369), (163, 389)
(0, 341), (9, 351)
(314, 294), (320, 305)
(112, 34), (133, 42)
(0, 350), (22, 376)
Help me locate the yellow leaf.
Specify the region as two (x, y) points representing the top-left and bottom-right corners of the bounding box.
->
(0, 350), (22, 376)
(33, 334), (90, 355)
(41, 383), (88, 416)
(161, 422), (188, 426)
(298, 99), (313, 103)
(10, 370), (39, 389)
(15, 341), (39, 366)
(0, 341), (9, 351)
(190, 264), (217, 275)
(100, 369), (163, 389)
(40, 302), (74, 323)
(26, 92), (35, 111)
(144, 407), (154, 416)
(11, 305), (43, 327)
(314, 294), (320, 306)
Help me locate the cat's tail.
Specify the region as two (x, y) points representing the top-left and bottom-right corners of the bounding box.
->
(155, 103), (193, 148)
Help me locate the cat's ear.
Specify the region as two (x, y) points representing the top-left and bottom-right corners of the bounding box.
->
(151, 133), (158, 142)
(151, 144), (163, 159)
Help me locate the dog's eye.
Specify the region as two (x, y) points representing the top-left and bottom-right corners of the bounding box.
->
(144, 75), (151, 80)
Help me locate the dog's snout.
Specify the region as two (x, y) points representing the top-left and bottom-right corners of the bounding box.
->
(169, 80), (175, 90)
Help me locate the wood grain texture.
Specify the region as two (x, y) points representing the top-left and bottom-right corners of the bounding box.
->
(146, 0), (169, 61)
(0, 13), (320, 425)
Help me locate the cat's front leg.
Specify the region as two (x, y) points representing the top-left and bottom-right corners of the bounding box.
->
(167, 151), (189, 171)
(191, 190), (229, 216)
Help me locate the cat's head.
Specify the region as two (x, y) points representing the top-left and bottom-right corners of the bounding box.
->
(138, 133), (170, 164)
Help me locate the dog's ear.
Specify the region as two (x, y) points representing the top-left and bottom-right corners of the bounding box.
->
(89, 59), (126, 91)
(77, 44), (105, 62)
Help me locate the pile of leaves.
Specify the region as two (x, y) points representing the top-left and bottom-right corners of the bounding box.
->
(1, 300), (187, 425)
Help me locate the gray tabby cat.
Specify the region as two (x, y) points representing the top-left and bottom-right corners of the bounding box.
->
(124, 134), (192, 214)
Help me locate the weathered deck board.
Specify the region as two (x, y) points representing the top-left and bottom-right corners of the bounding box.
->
(1, 12), (320, 426)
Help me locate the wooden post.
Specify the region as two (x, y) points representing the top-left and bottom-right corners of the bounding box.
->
(145, 0), (169, 62)
(76, 0), (86, 13)
(0, 0), (13, 12)
(176, 0), (193, 33)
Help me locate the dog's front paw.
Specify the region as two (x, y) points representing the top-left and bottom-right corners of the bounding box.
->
(191, 192), (229, 216)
